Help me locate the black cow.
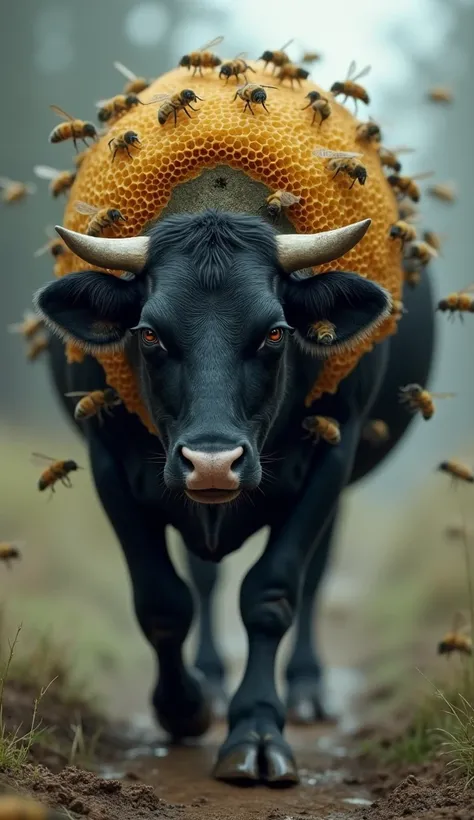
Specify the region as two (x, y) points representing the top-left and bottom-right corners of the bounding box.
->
(35, 209), (434, 786)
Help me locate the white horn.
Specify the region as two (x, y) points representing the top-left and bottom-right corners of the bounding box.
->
(55, 226), (149, 274)
(276, 219), (371, 273)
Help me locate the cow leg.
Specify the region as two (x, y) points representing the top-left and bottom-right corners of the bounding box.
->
(186, 551), (228, 717)
(285, 510), (338, 724)
(213, 420), (361, 786)
(89, 435), (211, 740)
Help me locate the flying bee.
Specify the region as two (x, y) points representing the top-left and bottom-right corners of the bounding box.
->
(438, 459), (474, 483)
(26, 334), (49, 362)
(34, 165), (76, 198)
(404, 268), (421, 289)
(330, 61), (371, 113)
(277, 63), (310, 88)
(107, 131), (141, 161)
(0, 177), (36, 203)
(179, 36), (223, 76)
(389, 220), (418, 244)
(0, 796), (64, 820)
(427, 182), (457, 203)
(404, 240), (438, 267)
(8, 311), (44, 341)
(34, 226), (67, 259)
(399, 383), (455, 420)
(302, 91), (332, 126)
(437, 285), (474, 316)
(356, 119), (382, 143)
(113, 60), (151, 94)
(309, 319), (337, 346)
(48, 105), (97, 152)
(233, 83), (276, 114)
(438, 613), (472, 657)
(32, 452), (83, 495)
(387, 171), (434, 203)
(0, 542), (23, 568)
(428, 86), (453, 104)
(219, 53), (255, 83)
(147, 90), (203, 126)
(74, 201), (127, 236)
(362, 419), (390, 446)
(302, 415), (341, 446)
(259, 39), (294, 74)
(378, 145), (415, 174)
(445, 524), (473, 541)
(302, 51), (321, 64)
(398, 200), (419, 221)
(423, 229), (445, 255)
(65, 388), (122, 423)
(314, 147), (367, 188)
(265, 190), (301, 221)
(96, 93), (143, 123)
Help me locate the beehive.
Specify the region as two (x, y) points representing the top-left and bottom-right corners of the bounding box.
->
(54, 61), (403, 434)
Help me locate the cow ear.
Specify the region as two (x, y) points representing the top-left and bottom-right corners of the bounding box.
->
(34, 271), (145, 353)
(282, 271), (392, 357)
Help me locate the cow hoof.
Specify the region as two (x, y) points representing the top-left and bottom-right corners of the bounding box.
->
(213, 722), (299, 787)
(286, 679), (329, 725)
(153, 670), (212, 740)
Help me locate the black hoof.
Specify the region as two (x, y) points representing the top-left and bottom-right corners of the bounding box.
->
(153, 669), (212, 740)
(286, 679), (330, 725)
(213, 722), (299, 787)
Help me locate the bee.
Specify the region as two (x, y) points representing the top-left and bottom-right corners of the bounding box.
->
(404, 268), (421, 289)
(302, 51), (321, 64)
(65, 388), (122, 423)
(259, 39), (294, 74)
(219, 53), (255, 83)
(445, 524), (473, 541)
(398, 200), (419, 221)
(356, 119), (382, 143)
(113, 60), (151, 94)
(34, 226), (67, 259)
(233, 83), (276, 115)
(277, 63), (310, 88)
(423, 229), (444, 255)
(399, 384), (455, 420)
(309, 319), (337, 346)
(387, 172), (433, 203)
(96, 94), (143, 124)
(33, 453), (83, 494)
(330, 61), (371, 113)
(427, 182), (457, 203)
(26, 334), (49, 362)
(8, 311), (44, 341)
(301, 91), (332, 126)
(428, 86), (453, 104)
(314, 148), (367, 188)
(0, 542), (22, 567)
(179, 36), (223, 76)
(33, 165), (76, 198)
(74, 201), (127, 236)
(378, 145), (414, 174)
(437, 285), (474, 316)
(148, 90), (203, 126)
(265, 190), (301, 221)
(389, 220), (417, 243)
(404, 240), (438, 267)
(438, 460), (474, 483)
(48, 105), (97, 152)
(0, 177), (36, 203)
(438, 613), (472, 656)
(0, 796), (64, 820)
(302, 415), (341, 446)
(107, 131), (141, 161)
(362, 419), (390, 446)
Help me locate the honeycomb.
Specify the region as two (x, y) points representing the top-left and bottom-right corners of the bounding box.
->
(54, 61), (403, 434)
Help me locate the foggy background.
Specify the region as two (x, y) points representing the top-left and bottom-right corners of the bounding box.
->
(0, 0), (473, 723)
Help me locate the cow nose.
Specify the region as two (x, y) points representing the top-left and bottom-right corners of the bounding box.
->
(181, 446), (244, 491)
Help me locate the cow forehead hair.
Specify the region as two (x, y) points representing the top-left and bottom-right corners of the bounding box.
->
(145, 210), (280, 291)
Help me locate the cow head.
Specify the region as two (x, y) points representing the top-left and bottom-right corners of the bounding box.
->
(35, 211), (391, 504)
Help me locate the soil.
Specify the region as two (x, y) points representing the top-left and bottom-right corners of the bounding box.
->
(0, 680), (472, 820)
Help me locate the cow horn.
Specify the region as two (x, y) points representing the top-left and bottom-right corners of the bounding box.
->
(55, 227), (149, 274)
(276, 219), (371, 273)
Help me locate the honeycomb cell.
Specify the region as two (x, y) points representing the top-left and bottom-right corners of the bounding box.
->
(55, 62), (403, 435)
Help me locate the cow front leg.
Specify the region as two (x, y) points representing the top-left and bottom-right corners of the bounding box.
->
(213, 420), (361, 786)
(90, 436), (211, 740)
(286, 510), (338, 724)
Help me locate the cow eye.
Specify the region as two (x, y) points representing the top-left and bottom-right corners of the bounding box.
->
(140, 328), (165, 349)
(266, 327), (284, 344)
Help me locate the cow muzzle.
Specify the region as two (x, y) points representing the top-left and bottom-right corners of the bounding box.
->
(181, 446), (243, 504)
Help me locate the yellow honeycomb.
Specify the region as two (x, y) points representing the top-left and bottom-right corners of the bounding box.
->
(54, 62), (402, 434)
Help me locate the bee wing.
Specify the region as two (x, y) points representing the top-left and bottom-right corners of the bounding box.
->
(431, 392), (457, 399)
(0, 176), (14, 188)
(411, 171), (435, 182)
(113, 60), (138, 82)
(346, 59), (357, 80)
(198, 35), (224, 51)
(33, 242), (52, 258)
(75, 200), (99, 216)
(65, 391), (88, 398)
(279, 192), (302, 206)
(95, 99), (111, 109)
(144, 93), (173, 105)
(31, 452), (56, 466)
(353, 64), (371, 82)
(452, 611), (469, 633)
(314, 147), (363, 160)
(388, 146), (416, 155)
(50, 104), (74, 121)
(261, 85), (278, 89)
(34, 165), (60, 180)
(233, 51), (248, 60)
(279, 38), (294, 51)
